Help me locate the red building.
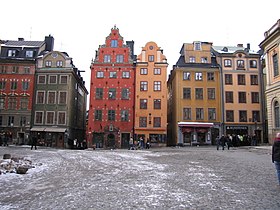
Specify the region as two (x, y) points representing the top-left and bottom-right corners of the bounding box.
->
(87, 26), (135, 149)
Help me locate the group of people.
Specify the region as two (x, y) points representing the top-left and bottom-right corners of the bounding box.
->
(129, 137), (150, 150)
(216, 134), (258, 150)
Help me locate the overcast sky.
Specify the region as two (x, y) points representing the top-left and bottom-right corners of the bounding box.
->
(1, 0), (279, 94)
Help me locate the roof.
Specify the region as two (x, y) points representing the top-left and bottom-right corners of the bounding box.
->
(175, 55), (219, 68)
(2, 40), (44, 48)
(212, 45), (259, 55)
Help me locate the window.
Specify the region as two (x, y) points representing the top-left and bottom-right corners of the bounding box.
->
(121, 88), (129, 99)
(0, 66), (7, 73)
(196, 108), (204, 120)
(189, 56), (195, 63)
(8, 116), (14, 126)
(226, 110), (234, 122)
(121, 110), (129, 122)
(225, 74), (233, 85)
(56, 60), (63, 67)
(58, 112), (66, 125)
(239, 110), (247, 122)
(148, 55), (154, 62)
(154, 68), (161, 75)
(140, 68), (148, 75)
(195, 72), (202, 81)
(8, 97), (16, 109)
(0, 97), (5, 109)
(122, 71), (130, 78)
(24, 67), (30, 74)
(225, 91), (233, 103)
(111, 40), (118, 47)
(273, 54), (279, 77)
(140, 81), (148, 91)
(208, 108), (216, 120)
(207, 88), (215, 100)
(183, 88), (191, 99)
(140, 99), (147, 109)
(201, 57), (207, 63)
(46, 112), (55, 124)
(251, 92), (259, 103)
(48, 91), (56, 104)
(116, 55), (123, 63)
(0, 81), (6, 90)
(139, 117), (147, 127)
(194, 42), (201, 50)
(237, 60), (245, 69)
(8, 49), (17, 57)
(38, 75), (46, 84)
(183, 108), (191, 120)
(36, 91), (45, 104)
(108, 88), (116, 99)
(252, 111), (260, 122)
(22, 81), (29, 91)
(250, 75), (258, 85)
(12, 66), (19, 73)
(275, 101), (280, 127)
(153, 117), (161, 127)
(35, 111), (43, 124)
(250, 60), (257, 68)
(96, 88), (103, 99)
(154, 99), (161, 109)
(195, 88), (203, 99)
(49, 75), (57, 84)
(20, 116), (26, 126)
(96, 71), (104, 78)
(104, 55), (111, 63)
(238, 74), (246, 85)
(11, 81), (17, 90)
(224, 59), (232, 67)
(94, 110), (102, 121)
(183, 72), (191, 80)
(108, 110), (115, 121)
(20, 98), (28, 109)
(238, 92), (246, 103)
(45, 61), (52, 67)
(154, 81), (161, 91)
(0, 116), (2, 126)
(207, 72), (215, 81)
(109, 71), (117, 78)
(60, 75), (68, 84)
(25, 50), (34, 57)
(59, 91), (67, 104)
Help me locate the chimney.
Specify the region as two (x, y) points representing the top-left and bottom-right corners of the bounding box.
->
(45, 35), (54, 51)
(18, 38), (24, 41)
(247, 43), (250, 50)
(237, 44), (243, 47)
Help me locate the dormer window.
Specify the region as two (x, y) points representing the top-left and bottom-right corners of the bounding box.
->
(189, 56), (195, 63)
(194, 42), (201, 51)
(8, 49), (17, 57)
(45, 61), (52, 67)
(201, 57), (207, 63)
(25, 50), (34, 58)
(111, 40), (118, 48)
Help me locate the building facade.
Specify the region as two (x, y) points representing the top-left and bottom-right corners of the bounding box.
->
(212, 44), (264, 144)
(87, 26), (135, 149)
(31, 51), (88, 148)
(135, 41), (168, 146)
(260, 19), (280, 144)
(0, 36), (53, 145)
(167, 41), (221, 146)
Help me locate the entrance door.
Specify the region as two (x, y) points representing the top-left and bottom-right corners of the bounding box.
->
(18, 132), (24, 145)
(121, 133), (130, 149)
(107, 134), (115, 149)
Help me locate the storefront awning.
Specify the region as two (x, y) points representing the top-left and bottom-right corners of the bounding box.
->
(44, 128), (66, 133)
(30, 127), (46, 132)
(178, 122), (214, 128)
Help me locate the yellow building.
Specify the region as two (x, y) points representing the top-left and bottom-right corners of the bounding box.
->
(135, 42), (168, 146)
(212, 43), (263, 144)
(167, 41), (221, 146)
(260, 19), (280, 144)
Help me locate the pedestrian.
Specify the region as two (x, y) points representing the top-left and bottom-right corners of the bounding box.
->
(31, 136), (37, 150)
(73, 138), (77, 149)
(251, 134), (257, 146)
(146, 138), (150, 149)
(216, 136), (220, 150)
(272, 133), (280, 185)
(129, 137), (134, 150)
(220, 135), (226, 150)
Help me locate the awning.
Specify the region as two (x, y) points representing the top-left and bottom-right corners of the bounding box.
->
(178, 122), (214, 128)
(30, 127), (46, 132)
(44, 128), (66, 133)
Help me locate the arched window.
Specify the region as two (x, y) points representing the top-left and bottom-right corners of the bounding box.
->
(275, 101), (280, 127)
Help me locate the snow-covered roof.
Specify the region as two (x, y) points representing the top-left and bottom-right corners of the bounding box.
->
(2, 40), (44, 47)
(212, 46), (259, 55)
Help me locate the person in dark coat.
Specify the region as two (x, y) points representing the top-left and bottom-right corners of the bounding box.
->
(272, 133), (280, 185)
(31, 136), (38, 150)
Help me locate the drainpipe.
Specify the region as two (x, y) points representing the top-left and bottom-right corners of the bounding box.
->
(219, 57), (225, 136)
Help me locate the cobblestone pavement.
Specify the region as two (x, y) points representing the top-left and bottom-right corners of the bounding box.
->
(0, 145), (279, 210)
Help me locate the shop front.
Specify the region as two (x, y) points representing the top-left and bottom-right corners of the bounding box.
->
(178, 122), (214, 146)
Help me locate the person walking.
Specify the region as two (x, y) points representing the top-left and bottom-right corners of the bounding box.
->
(31, 136), (38, 150)
(272, 133), (280, 185)
(216, 136), (220, 150)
